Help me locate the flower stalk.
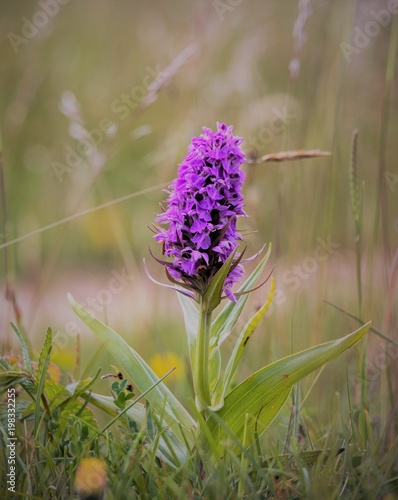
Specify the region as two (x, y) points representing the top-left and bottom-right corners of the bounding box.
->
(194, 302), (212, 410)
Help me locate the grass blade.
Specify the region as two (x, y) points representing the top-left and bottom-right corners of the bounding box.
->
(10, 322), (33, 373)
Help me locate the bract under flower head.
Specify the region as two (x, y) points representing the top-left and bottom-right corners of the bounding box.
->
(154, 122), (246, 300)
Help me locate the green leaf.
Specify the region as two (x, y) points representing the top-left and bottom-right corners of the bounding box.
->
(0, 375), (31, 392)
(202, 248), (237, 312)
(45, 380), (69, 410)
(114, 399), (124, 410)
(208, 347), (221, 398)
(213, 278), (275, 407)
(68, 294), (196, 447)
(146, 401), (156, 440)
(211, 244), (272, 348)
(0, 357), (36, 399)
(206, 321), (371, 452)
(34, 328), (53, 437)
(0, 357), (14, 371)
(0, 370), (30, 379)
(80, 391), (147, 427)
(68, 370), (101, 401)
(11, 323), (33, 373)
(36, 327), (53, 390)
(178, 293), (199, 372)
(57, 371), (101, 414)
(56, 399), (98, 441)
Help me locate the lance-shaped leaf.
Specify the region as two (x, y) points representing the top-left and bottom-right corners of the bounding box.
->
(55, 370), (101, 414)
(11, 323), (33, 374)
(78, 390), (147, 427)
(0, 357), (36, 398)
(211, 244), (272, 349)
(208, 347), (222, 399)
(177, 293), (199, 372)
(206, 321), (371, 452)
(34, 327), (52, 437)
(35, 327), (52, 390)
(202, 248), (238, 312)
(212, 278), (276, 408)
(68, 294), (196, 447)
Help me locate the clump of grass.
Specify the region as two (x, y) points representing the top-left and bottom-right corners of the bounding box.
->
(1, 321), (398, 499)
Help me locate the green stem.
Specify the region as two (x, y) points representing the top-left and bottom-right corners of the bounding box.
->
(194, 301), (212, 410)
(357, 227), (366, 432)
(355, 227), (362, 319)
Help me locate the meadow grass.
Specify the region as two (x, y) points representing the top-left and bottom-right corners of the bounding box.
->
(1, 326), (397, 499)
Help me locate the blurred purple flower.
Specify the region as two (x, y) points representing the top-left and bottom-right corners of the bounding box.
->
(153, 122), (246, 300)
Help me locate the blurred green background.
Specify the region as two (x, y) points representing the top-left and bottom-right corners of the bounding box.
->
(1, 1), (397, 421)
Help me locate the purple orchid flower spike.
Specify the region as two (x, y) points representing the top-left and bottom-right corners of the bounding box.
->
(152, 122), (247, 302)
